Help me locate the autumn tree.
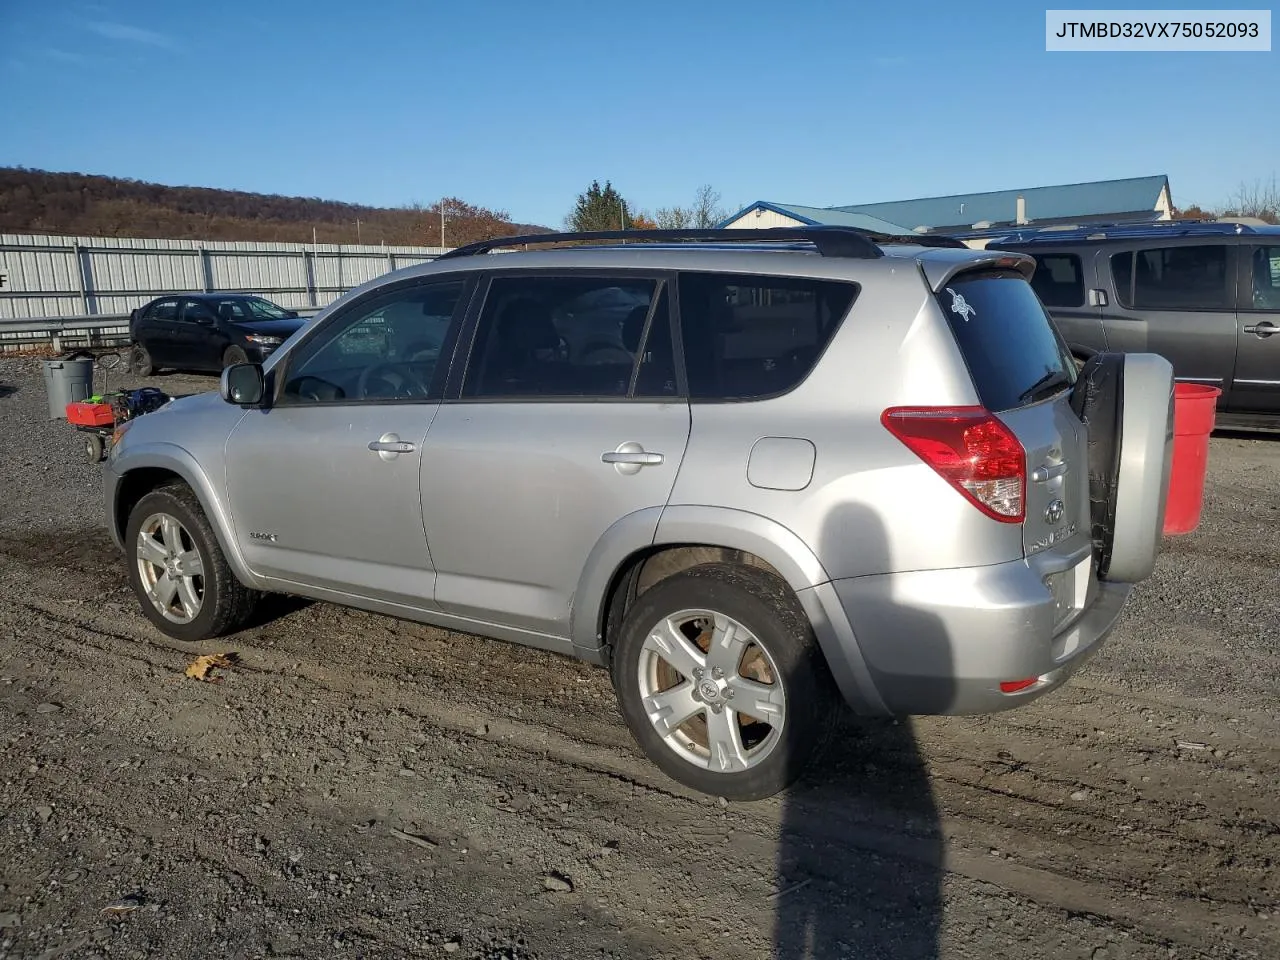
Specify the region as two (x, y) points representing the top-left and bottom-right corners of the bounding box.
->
(566, 180), (633, 232)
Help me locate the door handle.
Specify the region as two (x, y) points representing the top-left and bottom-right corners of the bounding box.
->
(601, 451), (664, 466)
(602, 441), (664, 475)
(369, 432), (415, 461)
(1243, 322), (1279, 337)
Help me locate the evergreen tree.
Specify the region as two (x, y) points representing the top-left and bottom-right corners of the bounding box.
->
(566, 180), (632, 232)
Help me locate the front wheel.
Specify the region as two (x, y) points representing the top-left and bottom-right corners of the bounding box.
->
(222, 345), (248, 369)
(125, 484), (259, 642)
(610, 563), (837, 801)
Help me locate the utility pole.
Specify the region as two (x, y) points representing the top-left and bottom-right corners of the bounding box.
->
(355, 218), (362, 243)
(440, 201), (447, 248)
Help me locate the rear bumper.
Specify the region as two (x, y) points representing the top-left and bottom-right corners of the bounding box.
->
(818, 552), (1131, 716)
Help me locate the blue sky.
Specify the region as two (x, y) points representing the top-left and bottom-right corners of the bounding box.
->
(2, 1), (1276, 228)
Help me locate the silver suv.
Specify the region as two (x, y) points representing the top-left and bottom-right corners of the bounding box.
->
(103, 227), (1176, 800)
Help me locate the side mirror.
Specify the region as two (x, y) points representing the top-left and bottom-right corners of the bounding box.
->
(220, 363), (266, 407)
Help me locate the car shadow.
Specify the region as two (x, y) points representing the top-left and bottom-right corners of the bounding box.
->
(773, 503), (950, 960)
(239, 592), (314, 631)
(0, 382), (17, 398)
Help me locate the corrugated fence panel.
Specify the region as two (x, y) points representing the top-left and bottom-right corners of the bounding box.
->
(0, 233), (452, 321)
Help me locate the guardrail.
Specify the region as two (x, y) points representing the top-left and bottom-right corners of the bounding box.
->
(0, 307), (324, 352)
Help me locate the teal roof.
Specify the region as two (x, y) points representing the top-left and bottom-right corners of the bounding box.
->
(720, 176), (1171, 234)
(833, 175), (1170, 231)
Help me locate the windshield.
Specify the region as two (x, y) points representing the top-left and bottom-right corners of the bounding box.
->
(244, 297), (293, 320)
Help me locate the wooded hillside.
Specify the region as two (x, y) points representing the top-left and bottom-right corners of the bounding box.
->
(0, 167), (549, 246)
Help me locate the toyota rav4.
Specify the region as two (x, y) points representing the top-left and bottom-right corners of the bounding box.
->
(103, 226), (1175, 800)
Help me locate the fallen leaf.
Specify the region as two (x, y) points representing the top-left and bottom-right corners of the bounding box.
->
(184, 653), (239, 683)
(101, 894), (144, 915)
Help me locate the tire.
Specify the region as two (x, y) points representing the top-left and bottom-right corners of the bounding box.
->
(84, 434), (104, 463)
(1070, 352), (1174, 582)
(222, 345), (249, 369)
(610, 562), (837, 801)
(129, 343), (154, 377)
(124, 483), (258, 642)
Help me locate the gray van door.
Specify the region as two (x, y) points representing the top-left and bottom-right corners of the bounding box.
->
(1231, 242), (1280, 413)
(1098, 242), (1237, 399)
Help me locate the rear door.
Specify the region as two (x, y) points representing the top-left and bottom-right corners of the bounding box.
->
(1101, 241), (1237, 397)
(936, 269), (1091, 566)
(139, 298), (180, 365)
(1230, 241), (1280, 413)
(420, 271), (689, 641)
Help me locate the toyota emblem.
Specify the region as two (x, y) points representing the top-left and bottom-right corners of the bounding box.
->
(1045, 499), (1065, 525)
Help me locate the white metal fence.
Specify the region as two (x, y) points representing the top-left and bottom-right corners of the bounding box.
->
(0, 232), (452, 321)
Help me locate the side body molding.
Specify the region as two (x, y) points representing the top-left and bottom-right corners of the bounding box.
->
(106, 442), (264, 590)
(569, 505), (889, 715)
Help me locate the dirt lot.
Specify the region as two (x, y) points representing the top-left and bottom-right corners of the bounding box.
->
(0, 353), (1277, 960)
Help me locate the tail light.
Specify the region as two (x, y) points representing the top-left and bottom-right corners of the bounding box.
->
(881, 406), (1026, 523)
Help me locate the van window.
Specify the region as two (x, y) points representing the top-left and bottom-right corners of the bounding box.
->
(1248, 245), (1280, 310)
(1029, 254), (1084, 308)
(938, 270), (1076, 412)
(1111, 244), (1230, 310)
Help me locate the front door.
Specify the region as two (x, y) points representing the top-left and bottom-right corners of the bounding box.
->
(224, 276), (472, 607)
(1099, 242), (1238, 395)
(1230, 242), (1280, 413)
(422, 273), (690, 639)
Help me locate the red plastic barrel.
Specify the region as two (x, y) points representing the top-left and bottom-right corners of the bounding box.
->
(1162, 383), (1221, 536)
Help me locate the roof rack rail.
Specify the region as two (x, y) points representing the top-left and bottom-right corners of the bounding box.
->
(435, 226), (972, 262)
(984, 219), (1264, 245)
(436, 227), (887, 260)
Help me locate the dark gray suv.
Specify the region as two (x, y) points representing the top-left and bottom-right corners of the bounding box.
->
(987, 220), (1280, 431)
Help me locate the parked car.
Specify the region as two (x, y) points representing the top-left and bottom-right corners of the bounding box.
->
(103, 226), (1175, 800)
(127, 293), (307, 376)
(985, 220), (1280, 431)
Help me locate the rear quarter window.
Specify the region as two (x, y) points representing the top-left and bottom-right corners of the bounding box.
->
(939, 270), (1076, 412)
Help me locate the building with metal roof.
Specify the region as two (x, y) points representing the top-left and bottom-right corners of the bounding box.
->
(719, 175), (1174, 237)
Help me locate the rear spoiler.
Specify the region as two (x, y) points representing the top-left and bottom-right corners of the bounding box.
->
(918, 251), (1036, 293)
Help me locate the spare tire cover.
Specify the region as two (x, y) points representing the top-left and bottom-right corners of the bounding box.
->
(1107, 353), (1175, 582)
(1070, 352), (1174, 582)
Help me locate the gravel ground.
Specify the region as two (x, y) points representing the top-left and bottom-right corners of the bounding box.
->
(0, 353), (1277, 960)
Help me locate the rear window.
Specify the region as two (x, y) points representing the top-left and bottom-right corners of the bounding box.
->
(677, 272), (858, 400)
(1028, 254), (1084, 308)
(938, 271), (1076, 412)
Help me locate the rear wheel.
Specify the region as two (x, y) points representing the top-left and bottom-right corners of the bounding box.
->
(610, 563), (837, 801)
(222, 345), (248, 369)
(129, 343), (154, 377)
(125, 484), (258, 642)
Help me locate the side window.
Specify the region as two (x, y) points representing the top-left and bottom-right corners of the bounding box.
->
(1118, 244), (1230, 310)
(461, 276), (659, 399)
(676, 272), (858, 400)
(1248, 245), (1280, 310)
(1029, 254), (1084, 308)
(179, 299), (214, 323)
(280, 279), (466, 404)
(151, 300), (178, 322)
